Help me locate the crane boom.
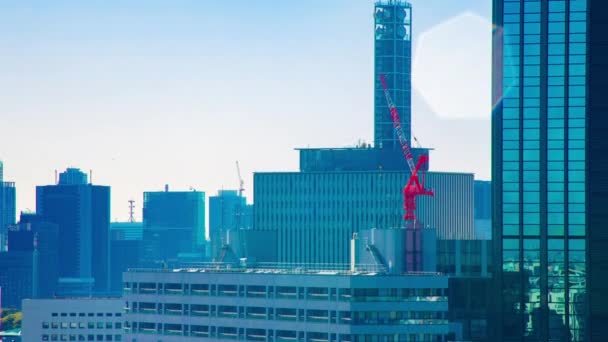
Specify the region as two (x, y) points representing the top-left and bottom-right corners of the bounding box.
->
(379, 74), (416, 173)
(378, 73), (433, 223)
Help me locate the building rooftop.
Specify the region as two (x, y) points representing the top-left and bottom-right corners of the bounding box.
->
(127, 262), (443, 277)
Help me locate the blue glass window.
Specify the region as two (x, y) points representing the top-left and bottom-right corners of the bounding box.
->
(548, 64), (565, 76)
(524, 2), (541, 13)
(570, 1), (587, 12)
(524, 45), (541, 56)
(548, 76), (565, 86)
(548, 22), (565, 34)
(569, 64), (586, 76)
(570, 12), (586, 21)
(548, 43), (565, 55)
(549, 2), (566, 12)
(569, 43), (586, 55)
(504, 23), (521, 35)
(569, 128), (585, 140)
(504, 2), (521, 14)
(524, 23), (540, 34)
(570, 33), (586, 43)
(570, 21), (586, 34)
(548, 34), (565, 43)
(548, 86), (565, 98)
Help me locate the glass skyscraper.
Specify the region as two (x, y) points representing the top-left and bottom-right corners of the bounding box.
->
(492, 0), (608, 340)
(374, 0), (412, 149)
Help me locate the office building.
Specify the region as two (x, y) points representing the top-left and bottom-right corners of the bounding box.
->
(0, 251), (37, 309)
(109, 223), (143, 294)
(8, 213), (60, 298)
(123, 266), (456, 342)
(474, 180), (492, 239)
(36, 168), (111, 292)
(0, 161), (16, 252)
(142, 187), (205, 263)
(374, 0), (412, 149)
(21, 298), (123, 342)
(110, 221), (143, 241)
(492, 0), (607, 340)
(209, 190), (252, 258)
(254, 170), (474, 264)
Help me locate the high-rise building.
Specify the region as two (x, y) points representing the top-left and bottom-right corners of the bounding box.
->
(8, 213), (60, 298)
(209, 190), (252, 258)
(109, 222), (143, 294)
(0, 250), (37, 309)
(36, 168), (110, 292)
(142, 187), (205, 263)
(492, 0), (607, 340)
(0, 161), (16, 252)
(374, 0), (412, 149)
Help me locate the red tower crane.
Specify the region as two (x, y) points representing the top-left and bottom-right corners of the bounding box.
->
(379, 74), (434, 223)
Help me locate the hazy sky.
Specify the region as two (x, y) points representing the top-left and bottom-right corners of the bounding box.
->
(0, 0), (492, 222)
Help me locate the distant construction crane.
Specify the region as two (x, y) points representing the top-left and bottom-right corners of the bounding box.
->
(128, 200), (136, 223)
(236, 161), (245, 197)
(379, 73), (434, 224)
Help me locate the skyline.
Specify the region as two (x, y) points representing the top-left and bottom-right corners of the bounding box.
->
(0, 0), (492, 221)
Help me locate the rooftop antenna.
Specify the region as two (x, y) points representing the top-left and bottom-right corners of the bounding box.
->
(89, 170), (93, 184)
(128, 200), (136, 223)
(55, 169), (58, 185)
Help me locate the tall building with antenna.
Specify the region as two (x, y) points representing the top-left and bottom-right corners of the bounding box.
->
(36, 167), (110, 293)
(374, 0), (412, 149)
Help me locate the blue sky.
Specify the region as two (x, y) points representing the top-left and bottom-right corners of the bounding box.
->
(0, 0), (492, 221)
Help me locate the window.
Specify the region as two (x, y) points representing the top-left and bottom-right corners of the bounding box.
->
(43, 322), (50, 329)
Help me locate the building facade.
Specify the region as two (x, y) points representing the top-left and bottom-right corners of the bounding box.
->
(0, 251), (37, 309)
(254, 171), (474, 264)
(21, 298), (123, 342)
(123, 267), (454, 342)
(0, 161), (16, 252)
(142, 188), (205, 263)
(209, 190), (252, 259)
(36, 168), (111, 292)
(492, 0), (608, 340)
(374, 0), (412, 149)
(474, 181), (492, 240)
(8, 213), (60, 298)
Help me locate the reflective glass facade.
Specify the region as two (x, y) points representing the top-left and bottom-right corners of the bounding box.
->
(374, 0), (412, 149)
(493, 0), (608, 340)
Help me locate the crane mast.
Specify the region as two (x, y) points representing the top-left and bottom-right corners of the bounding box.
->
(378, 74), (434, 223)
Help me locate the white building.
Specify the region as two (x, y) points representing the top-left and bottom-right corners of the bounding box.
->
(123, 265), (458, 342)
(21, 298), (123, 342)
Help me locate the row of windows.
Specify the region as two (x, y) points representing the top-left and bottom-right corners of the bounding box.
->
(503, 21), (586, 36)
(41, 334), (121, 342)
(125, 323), (451, 342)
(503, 105), (586, 118)
(504, 64), (586, 78)
(503, 127), (585, 141)
(505, 76), (587, 88)
(504, 1), (586, 15)
(126, 303), (447, 325)
(125, 283), (446, 301)
(503, 238), (585, 250)
(503, 98), (586, 108)
(505, 12), (586, 23)
(502, 224), (586, 237)
(51, 313), (121, 318)
(43, 322), (121, 330)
